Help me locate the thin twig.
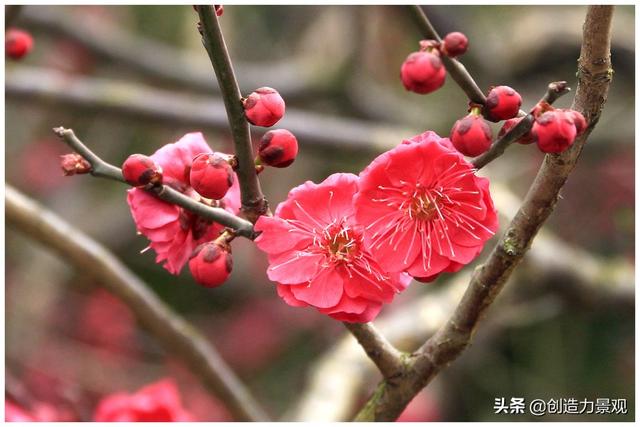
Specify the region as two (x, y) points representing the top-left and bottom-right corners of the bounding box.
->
(195, 5), (268, 223)
(407, 5), (486, 105)
(5, 184), (270, 422)
(53, 127), (256, 239)
(353, 5), (614, 421)
(342, 322), (406, 379)
(472, 81), (571, 169)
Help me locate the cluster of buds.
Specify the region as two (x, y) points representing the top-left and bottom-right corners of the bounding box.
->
(6, 28), (33, 60)
(531, 106), (587, 153)
(498, 104), (586, 154)
(400, 32), (469, 95)
(242, 87), (299, 170)
(450, 85), (523, 157)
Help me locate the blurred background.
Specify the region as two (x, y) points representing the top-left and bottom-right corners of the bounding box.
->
(5, 5), (634, 422)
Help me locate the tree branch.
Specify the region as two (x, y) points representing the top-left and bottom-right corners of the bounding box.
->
(5, 184), (270, 422)
(342, 322), (406, 380)
(195, 5), (267, 223)
(6, 66), (418, 153)
(472, 80), (571, 169)
(52, 126), (256, 239)
(353, 5), (614, 421)
(407, 5), (486, 105)
(19, 6), (328, 99)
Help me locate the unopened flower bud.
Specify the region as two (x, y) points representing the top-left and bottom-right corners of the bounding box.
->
(258, 129), (298, 168)
(442, 32), (468, 57)
(6, 28), (33, 60)
(400, 50), (446, 94)
(60, 153), (91, 176)
(532, 110), (577, 153)
(562, 109), (587, 136)
(498, 117), (535, 145)
(122, 154), (163, 187)
(243, 87), (285, 127)
(485, 85), (522, 122)
(189, 241), (232, 288)
(450, 113), (493, 157)
(189, 153), (234, 199)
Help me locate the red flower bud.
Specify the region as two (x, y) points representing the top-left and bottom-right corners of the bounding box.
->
(450, 114), (493, 157)
(6, 28), (33, 60)
(562, 109), (587, 136)
(243, 87), (285, 127)
(60, 153), (91, 176)
(532, 110), (577, 153)
(498, 117), (535, 145)
(189, 153), (234, 199)
(400, 50), (446, 94)
(442, 32), (468, 57)
(189, 241), (232, 288)
(122, 154), (163, 187)
(485, 85), (522, 122)
(258, 129), (298, 168)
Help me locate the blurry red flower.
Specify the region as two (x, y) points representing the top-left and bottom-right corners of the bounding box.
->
(354, 131), (499, 282)
(255, 173), (411, 323)
(127, 133), (240, 274)
(5, 400), (75, 422)
(93, 379), (193, 422)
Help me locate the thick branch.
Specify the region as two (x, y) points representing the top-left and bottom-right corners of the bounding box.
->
(472, 80), (571, 169)
(6, 185), (269, 422)
(343, 322), (406, 379)
(195, 6), (267, 223)
(53, 127), (256, 239)
(354, 5), (614, 421)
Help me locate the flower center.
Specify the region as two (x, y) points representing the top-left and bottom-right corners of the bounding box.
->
(409, 194), (437, 220)
(322, 222), (359, 263)
(407, 187), (444, 221)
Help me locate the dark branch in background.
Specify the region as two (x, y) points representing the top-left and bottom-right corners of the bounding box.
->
(196, 5), (267, 223)
(5, 185), (270, 422)
(5, 67), (417, 153)
(19, 7), (318, 99)
(5, 5), (23, 27)
(407, 5), (486, 105)
(353, 5), (614, 421)
(53, 127), (256, 239)
(472, 81), (571, 169)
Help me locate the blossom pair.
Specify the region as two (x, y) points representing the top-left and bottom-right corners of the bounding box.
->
(255, 131), (499, 322)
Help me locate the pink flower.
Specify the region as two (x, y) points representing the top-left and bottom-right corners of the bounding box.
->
(354, 131), (499, 282)
(254, 173), (411, 323)
(127, 133), (240, 274)
(5, 400), (75, 422)
(94, 379), (194, 422)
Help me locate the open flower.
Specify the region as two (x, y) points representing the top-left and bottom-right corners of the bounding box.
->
(127, 133), (240, 274)
(354, 131), (499, 282)
(254, 173), (410, 323)
(93, 379), (193, 422)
